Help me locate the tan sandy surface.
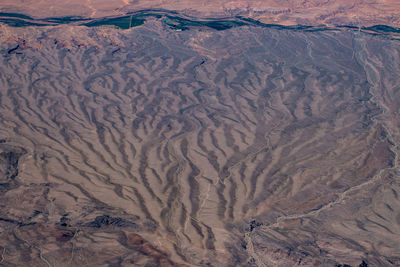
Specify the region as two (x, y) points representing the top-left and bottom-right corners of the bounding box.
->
(0, 0), (400, 27)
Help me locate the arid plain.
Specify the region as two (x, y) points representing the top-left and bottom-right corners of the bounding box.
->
(1, 2), (400, 267)
(1, 0), (400, 27)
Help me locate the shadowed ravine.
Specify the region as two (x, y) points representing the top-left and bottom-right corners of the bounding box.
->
(0, 20), (400, 266)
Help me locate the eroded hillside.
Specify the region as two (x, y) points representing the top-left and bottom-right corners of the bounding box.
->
(0, 21), (400, 266)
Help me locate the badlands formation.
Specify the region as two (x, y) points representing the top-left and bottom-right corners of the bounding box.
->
(0, 1), (400, 266)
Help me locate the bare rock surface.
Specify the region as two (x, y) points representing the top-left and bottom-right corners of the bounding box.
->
(0, 18), (400, 266)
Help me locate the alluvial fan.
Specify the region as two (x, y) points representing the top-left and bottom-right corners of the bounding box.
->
(0, 22), (400, 266)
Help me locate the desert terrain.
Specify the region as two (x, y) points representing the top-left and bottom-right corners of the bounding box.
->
(0, 0), (400, 27)
(0, 1), (400, 267)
